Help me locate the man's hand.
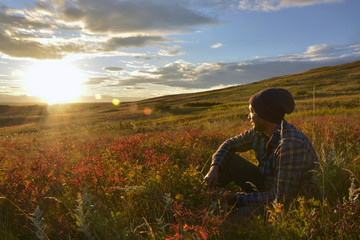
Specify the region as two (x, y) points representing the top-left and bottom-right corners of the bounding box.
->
(204, 165), (220, 191)
(206, 188), (238, 206)
(223, 192), (237, 206)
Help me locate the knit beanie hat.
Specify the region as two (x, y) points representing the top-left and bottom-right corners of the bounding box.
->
(249, 88), (295, 123)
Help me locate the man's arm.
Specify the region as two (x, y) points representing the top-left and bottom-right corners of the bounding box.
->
(211, 129), (256, 169)
(204, 129), (256, 191)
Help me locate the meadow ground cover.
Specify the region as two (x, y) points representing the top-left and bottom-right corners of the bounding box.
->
(0, 112), (359, 239)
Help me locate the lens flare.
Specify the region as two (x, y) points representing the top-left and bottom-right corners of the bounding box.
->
(112, 99), (120, 106)
(143, 107), (152, 115)
(95, 94), (102, 100)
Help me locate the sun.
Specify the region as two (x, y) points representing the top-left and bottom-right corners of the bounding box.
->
(25, 60), (87, 104)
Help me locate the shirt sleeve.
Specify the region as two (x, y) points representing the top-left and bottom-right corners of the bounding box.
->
(211, 129), (255, 169)
(235, 137), (313, 206)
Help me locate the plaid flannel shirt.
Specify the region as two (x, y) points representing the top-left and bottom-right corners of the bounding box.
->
(212, 120), (318, 206)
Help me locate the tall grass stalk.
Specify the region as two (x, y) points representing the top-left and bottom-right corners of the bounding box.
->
(0, 196), (50, 240)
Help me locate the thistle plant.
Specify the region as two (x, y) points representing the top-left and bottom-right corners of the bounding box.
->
(349, 177), (360, 203)
(29, 206), (48, 240)
(74, 188), (97, 240)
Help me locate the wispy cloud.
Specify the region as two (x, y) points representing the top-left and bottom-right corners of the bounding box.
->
(107, 43), (360, 89)
(103, 36), (169, 51)
(158, 46), (186, 56)
(237, 0), (342, 12)
(84, 77), (110, 85)
(62, 0), (216, 34)
(211, 43), (223, 48)
(0, 31), (65, 59)
(104, 67), (123, 72)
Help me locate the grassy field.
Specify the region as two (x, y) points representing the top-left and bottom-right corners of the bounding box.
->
(0, 60), (359, 239)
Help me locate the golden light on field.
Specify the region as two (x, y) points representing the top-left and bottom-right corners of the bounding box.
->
(25, 60), (86, 104)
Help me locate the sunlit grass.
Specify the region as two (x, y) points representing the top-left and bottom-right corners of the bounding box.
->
(0, 60), (359, 239)
(0, 108), (359, 239)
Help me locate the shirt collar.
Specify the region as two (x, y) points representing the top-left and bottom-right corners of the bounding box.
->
(266, 120), (287, 149)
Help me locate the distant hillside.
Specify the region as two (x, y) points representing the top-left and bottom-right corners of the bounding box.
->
(0, 60), (359, 130)
(137, 60), (360, 107)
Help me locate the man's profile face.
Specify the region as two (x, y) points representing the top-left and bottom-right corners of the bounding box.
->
(248, 105), (266, 132)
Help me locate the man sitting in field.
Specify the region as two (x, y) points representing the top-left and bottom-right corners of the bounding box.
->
(204, 88), (319, 216)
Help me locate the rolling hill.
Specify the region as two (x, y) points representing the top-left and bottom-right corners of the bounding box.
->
(137, 60), (360, 106)
(0, 60), (359, 131)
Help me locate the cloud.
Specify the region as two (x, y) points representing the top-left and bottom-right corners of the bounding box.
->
(0, 6), (53, 30)
(103, 36), (168, 50)
(104, 67), (123, 72)
(61, 0), (217, 34)
(0, 29), (107, 59)
(0, 4), (80, 32)
(134, 55), (153, 61)
(158, 46), (185, 56)
(0, 28), (169, 59)
(62, 6), (84, 21)
(111, 43), (360, 89)
(125, 86), (147, 90)
(84, 77), (110, 85)
(211, 43), (223, 48)
(0, 0), (218, 59)
(113, 61), (245, 89)
(279, 0), (343, 8)
(34, 1), (54, 13)
(304, 44), (336, 56)
(0, 5), (86, 59)
(0, 30), (64, 59)
(237, 0), (342, 12)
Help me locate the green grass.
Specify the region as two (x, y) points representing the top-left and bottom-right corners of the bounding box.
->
(0, 60), (359, 239)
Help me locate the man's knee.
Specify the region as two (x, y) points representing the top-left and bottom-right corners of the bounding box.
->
(219, 153), (264, 192)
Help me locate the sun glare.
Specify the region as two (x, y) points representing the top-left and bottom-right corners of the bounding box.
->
(25, 60), (86, 104)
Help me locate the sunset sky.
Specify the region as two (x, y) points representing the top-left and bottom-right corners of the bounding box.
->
(1, 0), (360, 104)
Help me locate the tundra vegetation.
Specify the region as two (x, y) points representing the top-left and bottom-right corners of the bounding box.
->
(0, 61), (359, 239)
